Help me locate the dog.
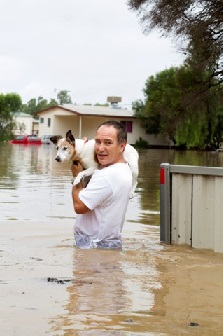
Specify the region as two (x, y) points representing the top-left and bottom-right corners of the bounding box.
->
(50, 130), (139, 197)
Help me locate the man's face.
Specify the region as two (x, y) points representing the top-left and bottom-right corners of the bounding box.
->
(95, 125), (126, 167)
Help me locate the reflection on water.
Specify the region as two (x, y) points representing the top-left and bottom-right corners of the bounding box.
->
(1, 143), (223, 336)
(1, 142), (223, 224)
(48, 224), (223, 336)
(0, 143), (74, 221)
(136, 148), (223, 226)
(49, 225), (164, 336)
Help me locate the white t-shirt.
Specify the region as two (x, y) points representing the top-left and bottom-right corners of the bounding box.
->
(74, 162), (132, 249)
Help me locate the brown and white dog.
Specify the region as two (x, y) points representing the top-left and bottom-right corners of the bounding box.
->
(50, 130), (139, 197)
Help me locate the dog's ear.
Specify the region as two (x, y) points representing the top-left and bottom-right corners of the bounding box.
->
(50, 135), (62, 145)
(66, 130), (75, 144)
(66, 130), (71, 138)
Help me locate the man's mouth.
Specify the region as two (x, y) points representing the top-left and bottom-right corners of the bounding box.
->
(98, 153), (106, 155)
(98, 154), (107, 159)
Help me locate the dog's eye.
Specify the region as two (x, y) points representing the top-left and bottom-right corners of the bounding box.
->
(56, 146), (59, 150)
(63, 146), (67, 151)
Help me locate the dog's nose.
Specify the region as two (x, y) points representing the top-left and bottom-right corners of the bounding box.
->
(55, 157), (61, 162)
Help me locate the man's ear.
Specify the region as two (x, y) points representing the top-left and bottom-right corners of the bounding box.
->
(120, 141), (127, 152)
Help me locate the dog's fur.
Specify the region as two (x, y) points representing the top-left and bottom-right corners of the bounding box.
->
(50, 130), (139, 197)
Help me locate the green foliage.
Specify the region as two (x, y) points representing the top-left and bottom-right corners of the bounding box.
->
(94, 103), (109, 106)
(133, 65), (223, 148)
(57, 90), (72, 105)
(128, 0), (223, 149)
(176, 113), (208, 149)
(134, 137), (149, 148)
(128, 0), (223, 86)
(21, 90), (72, 118)
(0, 93), (22, 141)
(84, 103), (109, 106)
(133, 67), (184, 139)
(22, 96), (58, 119)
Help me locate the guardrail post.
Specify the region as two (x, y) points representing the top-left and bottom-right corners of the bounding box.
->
(160, 163), (171, 243)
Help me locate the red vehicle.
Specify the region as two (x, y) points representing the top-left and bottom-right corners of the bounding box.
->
(9, 135), (42, 145)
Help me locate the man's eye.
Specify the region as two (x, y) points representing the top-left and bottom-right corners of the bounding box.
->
(105, 141), (112, 145)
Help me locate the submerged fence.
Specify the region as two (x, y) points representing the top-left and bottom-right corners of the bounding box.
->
(160, 163), (223, 253)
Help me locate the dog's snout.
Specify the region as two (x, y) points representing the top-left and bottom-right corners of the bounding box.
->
(55, 157), (61, 162)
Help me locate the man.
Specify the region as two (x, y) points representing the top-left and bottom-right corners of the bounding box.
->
(72, 120), (132, 249)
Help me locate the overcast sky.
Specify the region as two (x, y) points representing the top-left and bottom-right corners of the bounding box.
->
(0, 0), (185, 108)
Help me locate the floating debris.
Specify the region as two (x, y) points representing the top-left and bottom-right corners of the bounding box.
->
(47, 277), (71, 284)
(189, 322), (199, 327)
(124, 319), (134, 323)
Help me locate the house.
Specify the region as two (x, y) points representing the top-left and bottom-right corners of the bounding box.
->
(36, 104), (172, 146)
(13, 112), (39, 136)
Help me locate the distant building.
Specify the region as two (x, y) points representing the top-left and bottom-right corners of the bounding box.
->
(13, 112), (39, 136)
(36, 104), (173, 147)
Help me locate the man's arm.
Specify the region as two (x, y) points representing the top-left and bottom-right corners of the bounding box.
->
(72, 183), (90, 214)
(71, 161), (90, 214)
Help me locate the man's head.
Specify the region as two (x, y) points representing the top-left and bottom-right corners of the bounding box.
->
(95, 121), (127, 168)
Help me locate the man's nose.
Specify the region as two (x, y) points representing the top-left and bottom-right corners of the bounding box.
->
(98, 143), (105, 151)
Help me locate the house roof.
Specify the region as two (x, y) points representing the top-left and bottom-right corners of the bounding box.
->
(37, 104), (136, 118)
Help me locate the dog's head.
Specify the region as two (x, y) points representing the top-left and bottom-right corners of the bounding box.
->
(50, 130), (76, 162)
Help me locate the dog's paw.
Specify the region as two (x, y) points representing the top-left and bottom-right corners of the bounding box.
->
(72, 168), (96, 187)
(72, 175), (82, 186)
(73, 171), (93, 187)
(73, 170), (87, 185)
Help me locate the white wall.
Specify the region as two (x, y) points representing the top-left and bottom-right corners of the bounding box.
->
(14, 115), (37, 135)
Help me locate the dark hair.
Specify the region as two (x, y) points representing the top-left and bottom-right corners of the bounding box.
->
(97, 120), (127, 143)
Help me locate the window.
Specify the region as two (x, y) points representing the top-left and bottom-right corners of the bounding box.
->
(40, 117), (44, 123)
(48, 118), (51, 127)
(121, 121), (132, 133)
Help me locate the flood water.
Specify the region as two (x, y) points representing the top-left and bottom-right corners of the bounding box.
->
(1, 142), (223, 336)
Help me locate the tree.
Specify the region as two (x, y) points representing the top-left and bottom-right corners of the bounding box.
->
(133, 66), (223, 148)
(22, 98), (37, 116)
(128, 0), (223, 97)
(0, 93), (22, 141)
(57, 90), (72, 105)
(36, 97), (49, 112)
(128, 0), (223, 148)
(22, 96), (58, 118)
(133, 67), (188, 140)
(48, 98), (58, 106)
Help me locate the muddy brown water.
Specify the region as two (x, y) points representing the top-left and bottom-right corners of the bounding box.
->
(1, 143), (223, 335)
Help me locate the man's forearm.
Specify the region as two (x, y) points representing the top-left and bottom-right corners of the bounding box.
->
(72, 183), (89, 214)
